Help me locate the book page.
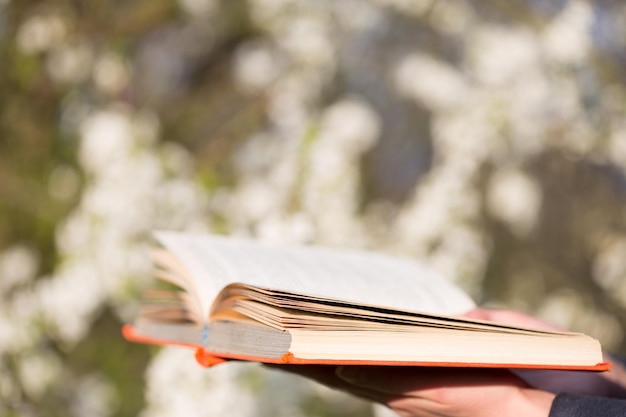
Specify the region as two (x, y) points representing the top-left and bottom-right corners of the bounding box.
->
(215, 284), (562, 335)
(287, 328), (603, 366)
(154, 232), (475, 318)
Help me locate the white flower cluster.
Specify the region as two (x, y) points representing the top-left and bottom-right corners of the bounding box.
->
(16, 12), (131, 93)
(142, 349), (257, 417)
(0, 105), (208, 415)
(15, 13), (67, 54)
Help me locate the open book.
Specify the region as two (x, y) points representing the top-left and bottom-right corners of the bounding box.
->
(123, 232), (609, 371)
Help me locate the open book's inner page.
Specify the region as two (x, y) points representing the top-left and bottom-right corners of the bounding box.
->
(213, 284), (569, 335)
(154, 232), (475, 318)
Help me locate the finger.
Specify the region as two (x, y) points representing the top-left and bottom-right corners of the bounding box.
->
(514, 368), (626, 398)
(336, 366), (525, 396)
(463, 308), (562, 331)
(264, 364), (399, 403)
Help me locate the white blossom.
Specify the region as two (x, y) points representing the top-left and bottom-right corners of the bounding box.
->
(374, 404), (403, 417)
(468, 26), (539, 86)
(70, 373), (117, 417)
(79, 108), (135, 174)
(332, 0), (383, 31)
(394, 53), (470, 111)
(142, 349), (257, 417)
(429, 0), (473, 35)
(0, 245), (39, 292)
(486, 168), (542, 238)
(16, 14), (66, 54)
(301, 98), (380, 245)
(372, 0), (433, 18)
(2, 289), (41, 352)
(47, 38), (94, 84)
(17, 351), (63, 399)
(247, 0), (299, 28)
(93, 53), (131, 94)
(315, 98), (380, 152)
(507, 71), (559, 156)
(542, 0), (593, 65)
(256, 212), (315, 244)
(431, 105), (498, 166)
(36, 262), (105, 344)
(233, 133), (286, 176)
(277, 15), (335, 68)
(593, 236), (626, 303)
(229, 177), (290, 224)
(267, 75), (311, 133)
(178, 0), (218, 17)
(233, 41), (284, 94)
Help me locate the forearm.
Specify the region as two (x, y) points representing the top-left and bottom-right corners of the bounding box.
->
(516, 388), (555, 417)
(547, 357), (626, 416)
(603, 354), (626, 397)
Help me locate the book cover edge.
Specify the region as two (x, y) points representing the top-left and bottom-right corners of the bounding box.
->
(123, 325), (611, 372)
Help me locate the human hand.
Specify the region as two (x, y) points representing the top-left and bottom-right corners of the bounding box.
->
(267, 307), (626, 417)
(267, 308), (557, 417)
(465, 308), (626, 398)
(270, 364), (553, 417)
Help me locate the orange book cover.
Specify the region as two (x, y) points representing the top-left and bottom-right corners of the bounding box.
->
(122, 324), (612, 372)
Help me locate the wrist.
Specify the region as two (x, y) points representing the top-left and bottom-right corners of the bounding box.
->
(512, 388), (555, 417)
(604, 355), (626, 397)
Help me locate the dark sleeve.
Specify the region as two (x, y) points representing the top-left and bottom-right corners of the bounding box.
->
(549, 393), (626, 417)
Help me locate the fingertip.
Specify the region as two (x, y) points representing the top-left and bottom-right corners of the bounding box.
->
(462, 307), (491, 320)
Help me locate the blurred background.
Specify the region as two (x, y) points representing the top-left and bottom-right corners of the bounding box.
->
(2, 0), (626, 416)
